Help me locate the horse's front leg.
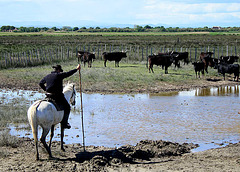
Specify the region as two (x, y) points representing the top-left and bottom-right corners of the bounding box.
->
(60, 124), (65, 151)
(49, 125), (54, 148)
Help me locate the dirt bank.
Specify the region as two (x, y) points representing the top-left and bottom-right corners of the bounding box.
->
(0, 137), (240, 172)
(0, 73), (238, 94)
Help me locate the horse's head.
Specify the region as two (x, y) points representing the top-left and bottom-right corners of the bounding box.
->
(69, 84), (76, 106)
(63, 82), (76, 106)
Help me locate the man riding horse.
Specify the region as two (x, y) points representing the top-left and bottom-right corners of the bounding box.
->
(39, 64), (80, 129)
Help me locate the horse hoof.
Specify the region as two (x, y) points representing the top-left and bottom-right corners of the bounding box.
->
(61, 148), (65, 152)
(48, 156), (55, 160)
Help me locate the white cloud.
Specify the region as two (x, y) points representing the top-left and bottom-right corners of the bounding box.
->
(136, 2), (240, 25)
(0, 0), (239, 27)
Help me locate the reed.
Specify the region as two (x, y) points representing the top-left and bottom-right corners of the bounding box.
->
(0, 130), (19, 148)
(0, 97), (29, 127)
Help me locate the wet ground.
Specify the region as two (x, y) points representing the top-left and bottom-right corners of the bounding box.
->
(2, 85), (240, 152)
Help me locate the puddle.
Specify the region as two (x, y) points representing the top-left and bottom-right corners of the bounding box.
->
(1, 85), (240, 152)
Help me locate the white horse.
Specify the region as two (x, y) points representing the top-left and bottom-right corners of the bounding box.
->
(27, 83), (76, 160)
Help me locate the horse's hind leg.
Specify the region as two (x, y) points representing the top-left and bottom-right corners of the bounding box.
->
(34, 137), (39, 161)
(49, 125), (54, 148)
(40, 127), (52, 158)
(31, 124), (39, 160)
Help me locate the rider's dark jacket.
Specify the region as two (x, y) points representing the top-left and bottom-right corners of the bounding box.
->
(39, 69), (77, 94)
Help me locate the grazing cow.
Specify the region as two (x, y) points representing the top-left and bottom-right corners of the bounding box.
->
(77, 51), (95, 68)
(148, 54), (174, 74)
(199, 52), (215, 73)
(220, 56), (239, 64)
(170, 51), (189, 68)
(157, 52), (179, 68)
(216, 62), (239, 81)
(102, 52), (127, 67)
(192, 61), (205, 78)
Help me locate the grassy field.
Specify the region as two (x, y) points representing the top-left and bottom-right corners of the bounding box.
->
(1, 31), (240, 69)
(0, 32), (238, 93)
(0, 31), (240, 36)
(0, 31), (218, 36)
(1, 31), (240, 51)
(0, 59), (220, 93)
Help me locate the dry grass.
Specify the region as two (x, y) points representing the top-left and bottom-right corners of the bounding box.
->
(0, 130), (19, 148)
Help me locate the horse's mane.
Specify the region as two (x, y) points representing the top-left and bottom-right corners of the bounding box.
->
(63, 82), (75, 93)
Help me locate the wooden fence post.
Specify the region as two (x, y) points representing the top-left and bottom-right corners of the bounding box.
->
(226, 45), (228, 56)
(5, 53), (7, 67)
(195, 48), (197, 61)
(213, 47), (215, 58)
(146, 46), (148, 68)
(67, 47), (69, 59)
(189, 48), (191, 62)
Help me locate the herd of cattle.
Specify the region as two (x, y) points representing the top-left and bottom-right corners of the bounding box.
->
(77, 50), (239, 82)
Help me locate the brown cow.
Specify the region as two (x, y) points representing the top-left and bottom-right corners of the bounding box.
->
(77, 51), (95, 68)
(199, 52), (215, 73)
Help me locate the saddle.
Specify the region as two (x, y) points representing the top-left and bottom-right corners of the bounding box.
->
(43, 93), (65, 111)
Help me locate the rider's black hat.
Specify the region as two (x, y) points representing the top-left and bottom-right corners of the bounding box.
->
(52, 65), (63, 72)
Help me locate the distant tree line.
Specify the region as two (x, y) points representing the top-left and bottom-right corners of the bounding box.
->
(1, 25), (240, 33)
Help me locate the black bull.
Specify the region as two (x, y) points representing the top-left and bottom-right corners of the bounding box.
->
(220, 56), (239, 64)
(102, 52), (127, 67)
(214, 61), (239, 82)
(192, 61), (205, 78)
(148, 54), (174, 74)
(170, 51), (189, 68)
(157, 51), (189, 68)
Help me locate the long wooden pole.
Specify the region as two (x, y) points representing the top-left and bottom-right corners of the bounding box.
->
(77, 57), (86, 152)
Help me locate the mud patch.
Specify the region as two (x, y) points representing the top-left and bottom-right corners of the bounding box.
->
(76, 140), (198, 166)
(1, 137), (240, 172)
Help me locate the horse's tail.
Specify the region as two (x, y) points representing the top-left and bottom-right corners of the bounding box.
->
(27, 101), (41, 143)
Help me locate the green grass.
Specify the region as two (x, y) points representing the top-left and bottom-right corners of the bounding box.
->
(1, 31), (240, 37)
(0, 32), (233, 92)
(0, 97), (29, 128)
(0, 59), (219, 93)
(1, 32), (239, 57)
(0, 31), (212, 36)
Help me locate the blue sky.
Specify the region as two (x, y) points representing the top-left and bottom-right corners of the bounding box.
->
(0, 0), (240, 28)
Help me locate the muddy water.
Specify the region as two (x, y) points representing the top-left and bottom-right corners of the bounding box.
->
(3, 85), (240, 152)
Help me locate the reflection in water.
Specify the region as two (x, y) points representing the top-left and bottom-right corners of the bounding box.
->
(2, 85), (240, 152)
(149, 91), (179, 97)
(195, 85), (239, 96)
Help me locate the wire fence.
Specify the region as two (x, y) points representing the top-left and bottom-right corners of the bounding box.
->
(0, 44), (239, 69)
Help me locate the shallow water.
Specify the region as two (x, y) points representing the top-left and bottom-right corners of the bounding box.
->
(2, 85), (240, 152)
